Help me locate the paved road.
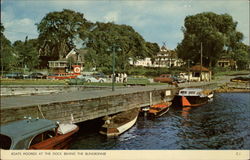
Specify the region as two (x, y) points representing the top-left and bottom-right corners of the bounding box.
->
(1, 85), (176, 109)
(0, 75), (234, 109)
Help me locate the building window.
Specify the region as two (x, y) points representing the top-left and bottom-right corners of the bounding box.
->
(193, 72), (200, 77)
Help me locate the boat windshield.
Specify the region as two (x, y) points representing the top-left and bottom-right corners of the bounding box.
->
(180, 91), (187, 94)
(29, 130), (55, 148)
(0, 134), (12, 149)
(188, 91), (196, 95)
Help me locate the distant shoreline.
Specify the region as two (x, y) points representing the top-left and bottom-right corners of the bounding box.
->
(215, 81), (250, 93)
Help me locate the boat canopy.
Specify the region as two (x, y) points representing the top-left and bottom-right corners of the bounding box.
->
(178, 88), (204, 97)
(0, 118), (57, 148)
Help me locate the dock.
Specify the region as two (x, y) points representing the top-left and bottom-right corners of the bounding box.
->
(1, 85), (178, 124)
(1, 79), (248, 125)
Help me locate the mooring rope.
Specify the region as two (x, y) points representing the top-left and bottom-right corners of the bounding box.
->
(37, 105), (45, 119)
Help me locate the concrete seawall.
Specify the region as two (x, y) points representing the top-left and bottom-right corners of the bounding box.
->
(0, 86), (178, 125)
(2, 80), (246, 125)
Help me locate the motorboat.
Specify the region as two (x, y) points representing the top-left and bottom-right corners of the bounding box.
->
(174, 88), (214, 107)
(148, 102), (172, 117)
(0, 117), (79, 149)
(99, 108), (139, 137)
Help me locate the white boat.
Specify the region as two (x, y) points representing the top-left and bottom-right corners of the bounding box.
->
(174, 88), (214, 107)
(99, 108), (139, 137)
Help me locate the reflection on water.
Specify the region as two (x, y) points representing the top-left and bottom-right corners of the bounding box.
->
(70, 93), (250, 149)
(181, 106), (191, 127)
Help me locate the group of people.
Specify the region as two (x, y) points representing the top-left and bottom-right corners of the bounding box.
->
(112, 73), (127, 83)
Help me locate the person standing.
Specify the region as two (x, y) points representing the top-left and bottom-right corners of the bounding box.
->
(120, 73), (124, 83)
(115, 73), (119, 83)
(123, 72), (127, 83)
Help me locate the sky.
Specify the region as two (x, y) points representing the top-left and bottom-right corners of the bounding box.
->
(1, 0), (249, 49)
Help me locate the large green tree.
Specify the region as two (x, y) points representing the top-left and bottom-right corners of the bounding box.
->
(177, 12), (244, 67)
(0, 23), (17, 73)
(37, 9), (92, 60)
(84, 22), (159, 72)
(230, 42), (250, 69)
(13, 37), (40, 70)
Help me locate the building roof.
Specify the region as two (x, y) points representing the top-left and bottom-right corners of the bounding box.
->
(190, 65), (210, 72)
(49, 48), (88, 63)
(160, 45), (168, 51)
(76, 48), (88, 55)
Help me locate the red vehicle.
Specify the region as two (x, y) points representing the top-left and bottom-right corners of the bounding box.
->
(47, 73), (79, 80)
(153, 74), (175, 83)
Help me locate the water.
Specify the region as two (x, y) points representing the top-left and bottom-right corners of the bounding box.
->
(70, 93), (250, 149)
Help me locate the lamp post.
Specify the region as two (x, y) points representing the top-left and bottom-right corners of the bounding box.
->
(200, 42), (203, 82)
(107, 46), (121, 91)
(187, 59), (190, 83)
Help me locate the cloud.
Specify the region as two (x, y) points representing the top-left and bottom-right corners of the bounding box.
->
(1, 0), (249, 47)
(2, 10), (38, 42)
(103, 11), (119, 23)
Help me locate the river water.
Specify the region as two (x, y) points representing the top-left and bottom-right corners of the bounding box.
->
(70, 93), (250, 149)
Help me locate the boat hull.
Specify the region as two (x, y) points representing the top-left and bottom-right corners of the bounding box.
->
(148, 102), (171, 117)
(100, 108), (139, 137)
(29, 126), (79, 149)
(173, 96), (209, 107)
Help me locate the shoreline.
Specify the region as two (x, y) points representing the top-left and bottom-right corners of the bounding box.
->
(215, 89), (250, 93)
(214, 81), (250, 93)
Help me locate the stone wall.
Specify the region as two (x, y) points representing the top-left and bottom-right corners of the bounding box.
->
(0, 88), (177, 125)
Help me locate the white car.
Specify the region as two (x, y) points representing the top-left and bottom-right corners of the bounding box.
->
(76, 75), (106, 83)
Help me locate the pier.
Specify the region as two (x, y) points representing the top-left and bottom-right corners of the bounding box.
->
(1, 79), (248, 125)
(1, 85), (179, 125)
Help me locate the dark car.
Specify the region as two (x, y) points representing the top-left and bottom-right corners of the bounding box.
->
(4, 72), (24, 79)
(173, 75), (186, 83)
(27, 72), (47, 79)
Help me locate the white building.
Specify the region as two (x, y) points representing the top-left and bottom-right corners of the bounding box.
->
(129, 45), (183, 68)
(129, 57), (152, 67)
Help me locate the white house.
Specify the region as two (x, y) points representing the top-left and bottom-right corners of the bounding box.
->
(129, 45), (183, 68)
(48, 48), (87, 73)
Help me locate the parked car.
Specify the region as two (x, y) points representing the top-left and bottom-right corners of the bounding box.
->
(179, 72), (189, 81)
(76, 75), (106, 83)
(27, 72), (47, 79)
(174, 75), (186, 83)
(92, 72), (107, 78)
(153, 74), (176, 83)
(4, 72), (24, 79)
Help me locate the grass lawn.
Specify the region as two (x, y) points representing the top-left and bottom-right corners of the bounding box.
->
(1, 78), (172, 86)
(0, 79), (67, 85)
(213, 70), (249, 77)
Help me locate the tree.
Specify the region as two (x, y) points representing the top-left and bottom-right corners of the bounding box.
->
(13, 37), (40, 70)
(177, 12), (244, 67)
(146, 42), (160, 64)
(0, 23), (17, 73)
(231, 42), (250, 69)
(37, 9), (92, 60)
(84, 22), (158, 72)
